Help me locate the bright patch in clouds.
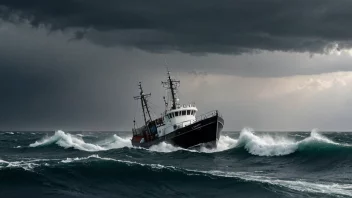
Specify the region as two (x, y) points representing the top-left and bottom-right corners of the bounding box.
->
(326, 43), (352, 56)
(182, 71), (352, 100)
(178, 71), (352, 131)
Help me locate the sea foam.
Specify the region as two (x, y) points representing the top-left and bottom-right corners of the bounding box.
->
(234, 128), (351, 156)
(236, 128), (298, 156)
(29, 130), (132, 152)
(28, 128), (348, 156)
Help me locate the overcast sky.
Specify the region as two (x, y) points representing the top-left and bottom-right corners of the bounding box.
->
(1, 0), (352, 131)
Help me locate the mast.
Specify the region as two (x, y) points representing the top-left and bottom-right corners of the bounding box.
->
(163, 96), (168, 112)
(162, 69), (180, 110)
(134, 82), (152, 125)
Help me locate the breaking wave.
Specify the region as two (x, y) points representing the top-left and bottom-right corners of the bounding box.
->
(236, 128), (298, 156)
(200, 135), (238, 153)
(5, 132), (14, 135)
(192, 128), (350, 156)
(28, 129), (352, 156)
(28, 130), (235, 153)
(29, 130), (132, 152)
(235, 128), (352, 156)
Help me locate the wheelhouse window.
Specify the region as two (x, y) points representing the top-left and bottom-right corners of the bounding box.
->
(187, 110), (190, 115)
(182, 111), (186, 116)
(175, 111), (179, 116)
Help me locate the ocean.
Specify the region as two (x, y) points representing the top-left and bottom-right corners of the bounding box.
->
(0, 129), (352, 198)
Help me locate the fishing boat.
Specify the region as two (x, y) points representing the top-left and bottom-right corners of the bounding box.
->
(131, 70), (224, 149)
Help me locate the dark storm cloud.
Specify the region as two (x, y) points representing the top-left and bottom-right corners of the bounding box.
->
(0, 22), (147, 130)
(1, 0), (352, 54)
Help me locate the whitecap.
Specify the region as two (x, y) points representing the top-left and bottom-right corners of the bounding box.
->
(61, 154), (100, 163)
(28, 128), (347, 155)
(29, 130), (105, 151)
(236, 128), (298, 156)
(29, 130), (133, 152)
(199, 135), (238, 153)
(148, 142), (186, 153)
(232, 128), (350, 156)
(5, 132), (14, 135)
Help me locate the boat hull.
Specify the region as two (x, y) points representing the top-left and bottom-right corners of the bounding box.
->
(131, 115), (224, 149)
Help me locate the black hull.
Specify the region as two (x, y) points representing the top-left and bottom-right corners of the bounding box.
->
(132, 115), (224, 149)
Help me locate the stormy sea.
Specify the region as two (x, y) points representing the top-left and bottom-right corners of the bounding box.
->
(1, 129), (352, 198)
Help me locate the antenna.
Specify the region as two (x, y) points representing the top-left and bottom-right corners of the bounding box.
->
(161, 69), (180, 110)
(163, 96), (168, 111)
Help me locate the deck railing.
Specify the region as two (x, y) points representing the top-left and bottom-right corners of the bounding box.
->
(195, 110), (221, 122)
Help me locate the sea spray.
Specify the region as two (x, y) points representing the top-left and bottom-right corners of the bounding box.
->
(199, 135), (238, 153)
(236, 128), (298, 156)
(149, 142), (185, 152)
(28, 129), (351, 156)
(29, 130), (105, 151)
(29, 130), (132, 152)
(28, 130), (239, 153)
(98, 134), (132, 149)
(233, 128), (351, 157)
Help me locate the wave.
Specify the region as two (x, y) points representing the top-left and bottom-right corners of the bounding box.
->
(232, 128), (352, 156)
(144, 134), (238, 153)
(144, 135), (238, 153)
(2, 154), (351, 197)
(57, 155), (352, 197)
(235, 128), (299, 156)
(61, 154), (100, 163)
(28, 130), (227, 153)
(29, 130), (132, 152)
(0, 158), (56, 171)
(28, 130), (182, 153)
(204, 170), (352, 197)
(5, 132), (14, 135)
(144, 128), (352, 156)
(199, 135), (238, 153)
(28, 129), (352, 157)
(148, 142), (188, 152)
